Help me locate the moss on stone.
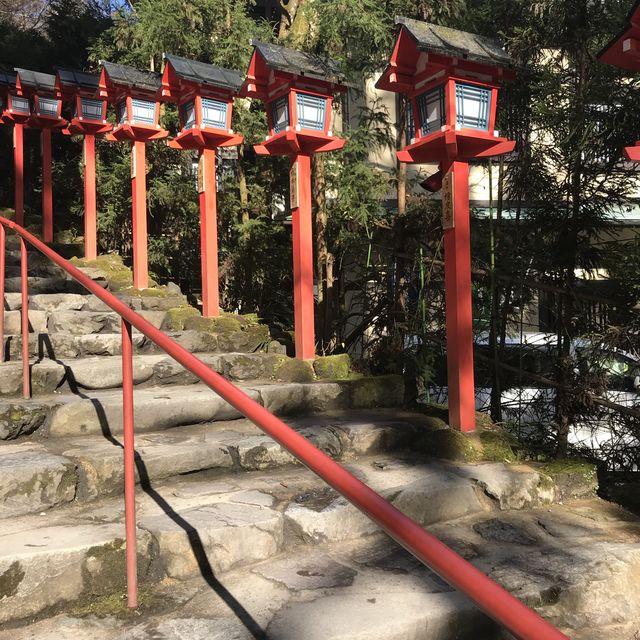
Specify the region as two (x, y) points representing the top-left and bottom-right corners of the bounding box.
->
(539, 459), (598, 499)
(274, 357), (315, 383)
(71, 254), (134, 291)
(480, 430), (517, 463)
(350, 375), (404, 409)
(0, 561), (25, 598)
(70, 586), (163, 619)
(313, 354), (352, 380)
(119, 286), (167, 298)
(163, 305), (201, 331)
(82, 539), (127, 596)
(210, 316), (243, 333)
(421, 428), (482, 462)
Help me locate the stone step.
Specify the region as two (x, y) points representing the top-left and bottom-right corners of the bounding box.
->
(0, 352), (299, 397)
(2, 327), (274, 360)
(2, 309), (167, 336)
(3, 291), (186, 313)
(0, 452), (634, 634)
(0, 410), (426, 515)
(4, 275), (102, 295)
(0, 376), (403, 440)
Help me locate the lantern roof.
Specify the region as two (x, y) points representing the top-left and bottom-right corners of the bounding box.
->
(56, 67), (100, 93)
(251, 40), (344, 83)
(397, 17), (512, 69)
(377, 17), (513, 93)
(14, 68), (59, 96)
(100, 61), (162, 95)
(0, 69), (16, 92)
(241, 41), (345, 100)
(598, 0), (640, 70)
(163, 53), (243, 94)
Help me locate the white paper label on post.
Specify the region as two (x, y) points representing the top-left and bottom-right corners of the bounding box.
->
(290, 161), (299, 210)
(442, 170), (455, 230)
(198, 153), (205, 194)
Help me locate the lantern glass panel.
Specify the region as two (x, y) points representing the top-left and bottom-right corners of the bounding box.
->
(201, 98), (228, 129)
(10, 95), (30, 114)
(116, 100), (127, 125)
(405, 97), (415, 144)
(38, 97), (60, 118)
(455, 83), (491, 131)
(181, 100), (196, 130)
(131, 98), (156, 125)
(296, 93), (326, 131)
(271, 96), (289, 134)
(416, 85), (445, 136)
(81, 98), (104, 121)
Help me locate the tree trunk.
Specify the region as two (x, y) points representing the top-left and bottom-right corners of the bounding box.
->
(313, 154), (332, 351)
(238, 145), (249, 225)
(278, 0), (305, 40)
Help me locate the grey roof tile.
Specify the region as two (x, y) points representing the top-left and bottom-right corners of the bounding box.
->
(56, 68), (100, 91)
(14, 68), (57, 93)
(251, 40), (344, 83)
(0, 69), (16, 89)
(164, 53), (243, 92)
(396, 16), (512, 69)
(100, 61), (161, 92)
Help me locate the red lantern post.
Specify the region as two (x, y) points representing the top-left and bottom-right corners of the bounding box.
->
(0, 70), (23, 226)
(241, 41), (346, 360)
(56, 69), (112, 260)
(14, 69), (67, 242)
(99, 62), (168, 289)
(599, 0), (640, 159)
(377, 18), (516, 432)
(162, 54), (244, 317)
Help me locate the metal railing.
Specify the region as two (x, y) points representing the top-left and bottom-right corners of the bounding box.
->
(0, 216), (569, 640)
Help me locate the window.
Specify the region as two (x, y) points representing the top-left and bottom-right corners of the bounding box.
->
(416, 85), (445, 136)
(181, 100), (196, 130)
(201, 98), (227, 129)
(10, 95), (30, 114)
(296, 93), (326, 131)
(271, 96), (289, 133)
(131, 98), (156, 125)
(116, 100), (127, 125)
(38, 97), (59, 118)
(80, 98), (103, 121)
(455, 82), (491, 130)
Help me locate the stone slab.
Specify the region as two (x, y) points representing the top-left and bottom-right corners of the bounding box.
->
(0, 443), (76, 517)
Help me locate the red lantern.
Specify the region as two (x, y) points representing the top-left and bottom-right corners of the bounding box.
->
(57, 68), (112, 260)
(99, 61), (168, 288)
(377, 17), (516, 432)
(240, 41), (346, 359)
(599, 1), (640, 160)
(162, 53), (244, 317)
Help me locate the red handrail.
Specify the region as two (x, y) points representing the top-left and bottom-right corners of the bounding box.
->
(0, 216), (569, 640)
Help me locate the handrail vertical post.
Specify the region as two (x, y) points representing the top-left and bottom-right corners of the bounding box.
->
(20, 237), (29, 398)
(121, 318), (138, 608)
(0, 223), (5, 363)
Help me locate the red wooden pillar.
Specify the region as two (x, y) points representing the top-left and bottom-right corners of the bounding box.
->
(198, 148), (219, 317)
(291, 153), (315, 360)
(41, 128), (53, 243)
(14, 123), (24, 226)
(443, 160), (476, 432)
(83, 134), (98, 261)
(131, 140), (148, 289)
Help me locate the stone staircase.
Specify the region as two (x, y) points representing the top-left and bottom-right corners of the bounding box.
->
(1, 242), (640, 640)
